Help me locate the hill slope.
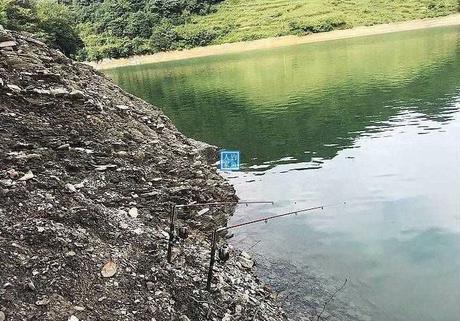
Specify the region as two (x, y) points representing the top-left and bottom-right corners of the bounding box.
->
(1, 0), (459, 61)
(178, 0), (459, 44)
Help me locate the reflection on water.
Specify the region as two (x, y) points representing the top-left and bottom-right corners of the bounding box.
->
(107, 26), (460, 321)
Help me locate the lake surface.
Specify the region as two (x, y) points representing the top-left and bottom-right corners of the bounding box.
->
(106, 26), (460, 321)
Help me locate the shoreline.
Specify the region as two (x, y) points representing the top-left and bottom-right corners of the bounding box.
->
(91, 13), (460, 70)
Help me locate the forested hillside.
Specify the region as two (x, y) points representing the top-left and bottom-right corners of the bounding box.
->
(0, 0), (459, 61)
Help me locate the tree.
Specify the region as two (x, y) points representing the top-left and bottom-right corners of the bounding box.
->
(36, 0), (83, 56)
(0, 0), (83, 57)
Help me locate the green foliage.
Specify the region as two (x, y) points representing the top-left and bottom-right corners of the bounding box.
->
(73, 0), (223, 61)
(35, 0), (83, 56)
(1, 0), (459, 61)
(179, 0), (459, 45)
(0, 0), (38, 32)
(289, 15), (347, 34)
(150, 20), (179, 51)
(0, 0), (83, 57)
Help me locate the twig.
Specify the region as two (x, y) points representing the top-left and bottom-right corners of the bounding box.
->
(246, 240), (261, 251)
(316, 278), (348, 321)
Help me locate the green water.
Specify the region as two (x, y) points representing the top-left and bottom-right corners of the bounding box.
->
(107, 26), (460, 321)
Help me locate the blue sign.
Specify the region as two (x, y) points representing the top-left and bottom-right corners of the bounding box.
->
(220, 150), (240, 171)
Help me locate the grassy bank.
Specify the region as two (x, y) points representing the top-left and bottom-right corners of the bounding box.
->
(176, 0), (459, 44)
(1, 0), (458, 61)
(91, 14), (460, 70)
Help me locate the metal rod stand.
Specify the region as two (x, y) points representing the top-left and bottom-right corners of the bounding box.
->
(206, 229), (218, 291)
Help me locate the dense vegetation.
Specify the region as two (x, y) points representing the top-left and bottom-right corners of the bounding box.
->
(0, 0), (83, 56)
(180, 0), (459, 44)
(73, 0), (223, 61)
(0, 0), (459, 61)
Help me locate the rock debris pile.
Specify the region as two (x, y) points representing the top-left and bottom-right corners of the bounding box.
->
(0, 26), (287, 321)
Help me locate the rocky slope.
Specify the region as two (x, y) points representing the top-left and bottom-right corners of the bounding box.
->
(0, 26), (287, 321)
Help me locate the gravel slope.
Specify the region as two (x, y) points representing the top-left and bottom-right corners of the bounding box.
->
(0, 27), (287, 321)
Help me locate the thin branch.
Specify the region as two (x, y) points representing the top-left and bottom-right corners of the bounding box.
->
(316, 278), (348, 321)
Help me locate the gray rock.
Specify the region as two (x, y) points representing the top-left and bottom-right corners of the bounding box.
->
(50, 87), (69, 96)
(0, 41), (17, 48)
(0, 311), (5, 321)
(146, 281), (155, 291)
(65, 183), (77, 193)
(6, 84), (21, 93)
(188, 138), (219, 165)
(18, 171), (34, 181)
(27, 280), (36, 291)
(128, 207), (138, 218)
(35, 298), (50, 306)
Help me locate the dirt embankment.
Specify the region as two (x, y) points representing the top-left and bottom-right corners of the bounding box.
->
(0, 26), (287, 321)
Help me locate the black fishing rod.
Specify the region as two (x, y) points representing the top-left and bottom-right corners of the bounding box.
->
(206, 203), (345, 291)
(167, 201), (274, 263)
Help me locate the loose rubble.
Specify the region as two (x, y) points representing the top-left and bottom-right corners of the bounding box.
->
(0, 26), (287, 321)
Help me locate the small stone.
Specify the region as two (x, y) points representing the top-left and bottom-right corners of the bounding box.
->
(6, 84), (21, 93)
(240, 251), (251, 259)
(18, 170), (34, 181)
(235, 305), (242, 315)
(57, 144), (70, 150)
(101, 259), (117, 278)
(179, 316), (190, 321)
(32, 88), (51, 95)
(119, 222), (128, 229)
(197, 208), (210, 216)
(146, 281), (155, 291)
(0, 311), (5, 321)
(128, 207), (138, 218)
(7, 169), (18, 179)
(49, 87), (69, 96)
(70, 90), (85, 99)
(66, 251), (76, 257)
(74, 181), (85, 189)
(0, 179), (13, 187)
(74, 306), (85, 311)
(94, 164), (117, 171)
(68, 316), (79, 321)
(37, 226), (45, 233)
(116, 105), (129, 110)
(27, 280), (36, 291)
(35, 298), (50, 306)
(65, 183), (77, 193)
(0, 40), (17, 48)
(239, 257), (254, 269)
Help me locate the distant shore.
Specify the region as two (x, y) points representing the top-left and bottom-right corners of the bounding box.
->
(91, 13), (460, 70)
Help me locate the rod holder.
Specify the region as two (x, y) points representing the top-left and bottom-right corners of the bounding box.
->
(206, 229), (218, 291)
(166, 201), (273, 263)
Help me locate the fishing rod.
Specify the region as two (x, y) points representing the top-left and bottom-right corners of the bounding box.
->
(167, 200), (274, 263)
(206, 203), (345, 291)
